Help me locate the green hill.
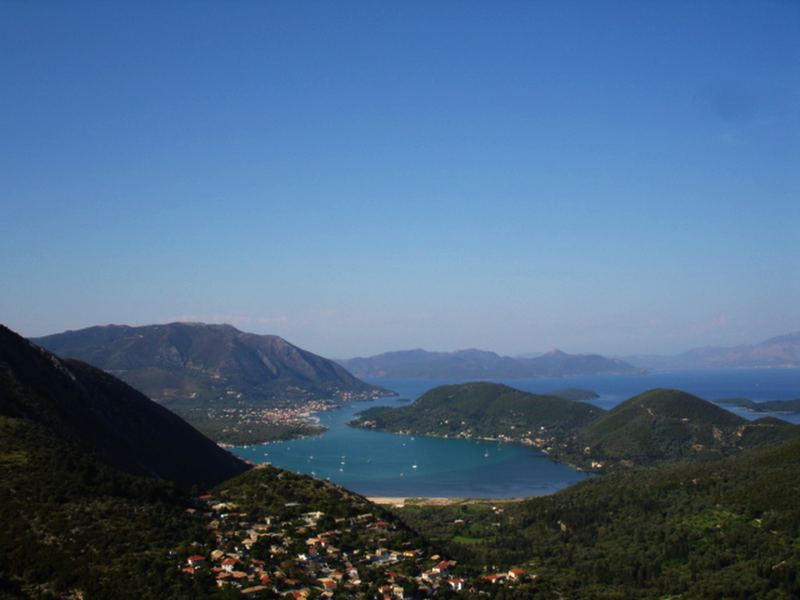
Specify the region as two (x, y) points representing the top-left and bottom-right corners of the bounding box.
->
(396, 435), (800, 598)
(0, 415), (217, 598)
(572, 388), (798, 468)
(353, 381), (603, 440)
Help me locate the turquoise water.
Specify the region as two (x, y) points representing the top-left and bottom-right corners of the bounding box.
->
(232, 369), (800, 497)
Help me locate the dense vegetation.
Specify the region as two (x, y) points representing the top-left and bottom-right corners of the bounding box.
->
(564, 389), (800, 469)
(0, 325), (248, 489)
(217, 465), (423, 539)
(0, 416), (217, 599)
(395, 436), (800, 598)
(354, 382), (601, 439)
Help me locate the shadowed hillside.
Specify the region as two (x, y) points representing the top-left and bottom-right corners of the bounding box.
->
(1, 324), (249, 490)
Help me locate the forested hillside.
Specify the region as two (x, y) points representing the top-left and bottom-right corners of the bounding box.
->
(396, 436), (800, 598)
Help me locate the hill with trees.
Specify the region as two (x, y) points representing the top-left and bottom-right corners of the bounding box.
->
(353, 382), (603, 441)
(395, 435), (800, 597)
(566, 388), (798, 470)
(33, 322), (390, 407)
(0, 414), (220, 598)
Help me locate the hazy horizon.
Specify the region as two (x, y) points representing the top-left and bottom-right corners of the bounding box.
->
(22, 319), (798, 361)
(3, 2), (799, 358)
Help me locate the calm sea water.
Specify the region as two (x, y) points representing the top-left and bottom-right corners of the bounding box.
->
(232, 369), (800, 498)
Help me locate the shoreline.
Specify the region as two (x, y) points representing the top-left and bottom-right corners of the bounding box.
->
(368, 496), (525, 507)
(217, 424), (328, 448)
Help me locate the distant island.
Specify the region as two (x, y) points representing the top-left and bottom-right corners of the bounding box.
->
(624, 331), (800, 370)
(351, 382), (799, 472)
(716, 397), (800, 413)
(337, 348), (643, 379)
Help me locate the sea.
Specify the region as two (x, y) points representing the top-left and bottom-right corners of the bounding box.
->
(232, 369), (800, 498)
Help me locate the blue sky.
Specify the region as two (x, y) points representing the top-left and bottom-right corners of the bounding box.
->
(2, 1), (798, 357)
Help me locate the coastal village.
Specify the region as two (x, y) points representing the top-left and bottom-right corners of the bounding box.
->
(178, 466), (534, 598)
(186, 386), (388, 446)
(211, 400), (335, 447)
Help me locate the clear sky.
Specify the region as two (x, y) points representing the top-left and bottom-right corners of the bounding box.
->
(1, 1), (798, 358)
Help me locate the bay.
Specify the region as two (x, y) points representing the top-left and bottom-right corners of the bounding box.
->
(232, 369), (800, 498)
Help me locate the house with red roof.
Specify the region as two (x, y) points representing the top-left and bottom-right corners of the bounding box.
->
(186, 555), (206, 568)
(448, 578), (466, 591)
(221, 557), (238, 572)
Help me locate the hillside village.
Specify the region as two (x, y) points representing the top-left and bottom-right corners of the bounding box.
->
(179, 467), (534, 598)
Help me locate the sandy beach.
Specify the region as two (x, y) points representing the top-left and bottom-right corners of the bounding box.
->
(368, 497), (460, 507)
(367, 497), (523, 507)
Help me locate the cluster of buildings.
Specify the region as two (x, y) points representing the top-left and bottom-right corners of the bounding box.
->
(197, 399), (334, 447)
(179, 489), (532, 598)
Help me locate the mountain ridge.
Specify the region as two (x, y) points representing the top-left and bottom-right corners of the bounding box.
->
(338, 347), (642, 379)
(624, 331), (800, 370)
(33, 322), (391, 406)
